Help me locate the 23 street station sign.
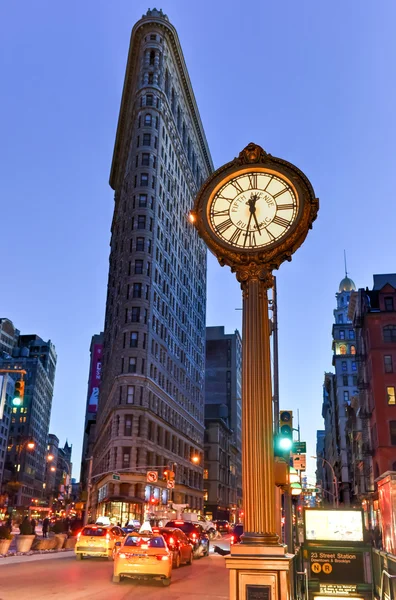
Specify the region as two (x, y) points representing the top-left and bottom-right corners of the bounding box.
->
(308, 549), (365, 584)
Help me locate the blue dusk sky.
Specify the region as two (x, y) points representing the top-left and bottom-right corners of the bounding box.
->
(1, 1), (395, 480)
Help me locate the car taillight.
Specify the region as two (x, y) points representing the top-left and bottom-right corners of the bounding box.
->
(191, 533), (197, 540)
(119, 553), (126, 559)
(156, 555), (169, 561)
(231, 535), (235, 544)
(77, 531), (81, 540)
(169, 536), (175, 545)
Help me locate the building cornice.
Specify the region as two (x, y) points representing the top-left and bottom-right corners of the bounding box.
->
(110, 14), (213, 191)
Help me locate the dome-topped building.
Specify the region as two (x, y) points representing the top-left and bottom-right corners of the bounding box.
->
(339, 276), (356, 293)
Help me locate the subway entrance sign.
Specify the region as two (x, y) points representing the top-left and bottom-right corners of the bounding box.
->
(300, 509), (373, 599)
(112, 473), (121, 481)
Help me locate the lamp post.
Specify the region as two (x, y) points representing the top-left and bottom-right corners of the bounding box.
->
(311, 456), (339, 508)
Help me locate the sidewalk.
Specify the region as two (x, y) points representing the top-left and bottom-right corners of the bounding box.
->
(0, 548), (74, 565)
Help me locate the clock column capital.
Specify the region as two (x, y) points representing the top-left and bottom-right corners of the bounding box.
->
(233, 263), (274, 295)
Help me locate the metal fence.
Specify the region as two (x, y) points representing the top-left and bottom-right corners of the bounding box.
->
(373, 549), (396, 599)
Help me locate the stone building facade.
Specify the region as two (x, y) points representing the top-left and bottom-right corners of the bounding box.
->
(0, 322), (57, 507)
(320, 275), (358, 505)
(91, 9), (213, 525)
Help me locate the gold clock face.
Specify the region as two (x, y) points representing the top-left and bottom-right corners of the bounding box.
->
(208, 171), (298, 250)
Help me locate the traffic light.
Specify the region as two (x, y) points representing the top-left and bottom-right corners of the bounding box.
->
(163, 470), (169, 481)
(13, 379), (25, 406)
(274, 410), (293, 459)
(168, 470), (175, 482)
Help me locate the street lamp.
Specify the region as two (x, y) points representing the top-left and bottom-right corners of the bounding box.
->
(191, 455), (200, 465)
(311, 456), (339, 508)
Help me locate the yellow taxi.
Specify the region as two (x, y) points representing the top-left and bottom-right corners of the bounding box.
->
(113, 533), (172, 586)
(75, 525), (125, 560)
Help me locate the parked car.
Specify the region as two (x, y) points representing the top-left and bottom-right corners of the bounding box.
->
(231, 523), (243, 545)
(152, 527), (193, 567)
(75, 525), (125, 560)
(214, 520), (230, 533)
(165, 520), (209, 557)
(113, 532), (172, 586)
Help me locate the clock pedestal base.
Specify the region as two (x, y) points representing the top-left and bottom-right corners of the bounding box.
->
(225, 543), (294, 600)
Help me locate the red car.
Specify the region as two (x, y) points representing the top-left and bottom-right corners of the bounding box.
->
(152, 527), (193, 568)
(230, 524), (243, 545)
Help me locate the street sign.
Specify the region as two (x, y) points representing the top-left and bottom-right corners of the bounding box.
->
(146, 471), (158, 483)
(292, 441), (306, 453)
(292, 453), (306, 471)
(167, 480), (175, 489)
(112, 473), (120, 481)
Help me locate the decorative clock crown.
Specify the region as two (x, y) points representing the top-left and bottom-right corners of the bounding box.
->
(237, 143), (269, 165)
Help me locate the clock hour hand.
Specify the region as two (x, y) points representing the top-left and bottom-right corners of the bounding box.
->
(253, 212), (261, 234)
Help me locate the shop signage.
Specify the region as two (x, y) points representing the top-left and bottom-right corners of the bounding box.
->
(308, 549), (364, 584)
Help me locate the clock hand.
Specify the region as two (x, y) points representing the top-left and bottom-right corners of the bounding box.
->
(253, 212), (261, 234)
(243, 214), (253, 247)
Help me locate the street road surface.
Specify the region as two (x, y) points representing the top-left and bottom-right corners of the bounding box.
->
(0, 537), (231, 600)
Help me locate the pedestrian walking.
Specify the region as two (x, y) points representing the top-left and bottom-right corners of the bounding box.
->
(42, 517), (50, 538)
(30, 517), (36, 535)
(6, 517), (12, 533)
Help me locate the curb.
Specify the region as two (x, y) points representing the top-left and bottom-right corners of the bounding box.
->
(0, 549), (74, 566)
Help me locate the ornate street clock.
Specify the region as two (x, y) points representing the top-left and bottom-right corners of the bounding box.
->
(190, 143), (318, 552)
(191, 142), (318, 277)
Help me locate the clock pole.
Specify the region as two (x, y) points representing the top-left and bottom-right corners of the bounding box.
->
(236, 266), (278, 544)
(191, 142), (318, 600)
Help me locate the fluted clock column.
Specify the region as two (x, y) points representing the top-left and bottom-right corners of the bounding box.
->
(237, 266), (278, 544)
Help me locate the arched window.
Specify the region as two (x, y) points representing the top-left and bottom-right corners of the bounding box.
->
(350, 345), (356, 355)
(171, 87), (175, 113)
(144, 113), (152, 126)
(177, 106), (181, 131)
(384, 325), (396, 342)
(149, 50), (155, 66)
(339, 345), (347, 355)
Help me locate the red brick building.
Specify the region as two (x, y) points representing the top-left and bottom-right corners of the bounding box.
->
(349, 274), (396, 501)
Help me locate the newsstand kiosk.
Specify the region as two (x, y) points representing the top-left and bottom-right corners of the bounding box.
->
(300, 508), (373, 600)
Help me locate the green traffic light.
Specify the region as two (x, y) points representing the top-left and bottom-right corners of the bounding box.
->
(12, 397), (22, 406)
(278, 437), (293, 451)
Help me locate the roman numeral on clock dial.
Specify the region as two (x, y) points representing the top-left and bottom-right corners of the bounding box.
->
(273, 188), (288, 198)
(229, 228), (243, 245)
(277, 204), (294, 211)
(244, 230), (256, 248)
(230, 180), (244, 195)
(248, 174), (257, 189)
(212, 209), (230, 217)
(216, 218), (233, 234)
(272, 215), (290, 228)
